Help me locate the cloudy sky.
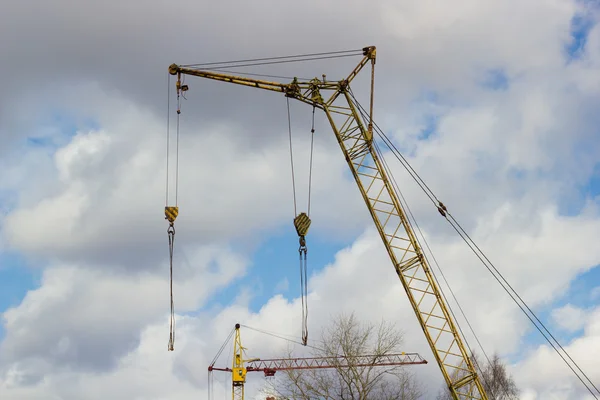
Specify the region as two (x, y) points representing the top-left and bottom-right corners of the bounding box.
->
(1, 0), (600, 399)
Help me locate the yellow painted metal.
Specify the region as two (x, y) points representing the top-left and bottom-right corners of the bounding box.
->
(164, 206), (178, 223)
(293, 212), (311, 237)
(232, 324), (247, 400)
(170, 46), (489, 400)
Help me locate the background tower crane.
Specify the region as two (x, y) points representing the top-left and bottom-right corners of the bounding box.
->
(208, 324), (428, 400)
(168, 46), (489, 399)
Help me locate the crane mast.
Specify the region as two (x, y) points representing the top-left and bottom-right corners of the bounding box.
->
(170, 46), (488, 399)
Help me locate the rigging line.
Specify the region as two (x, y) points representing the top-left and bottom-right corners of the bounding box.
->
(287, 97), (298, 217)
(166, 73), (171, 206)
(348, 84), (597, 396)
(353, 90), (572, 346)
(372, 141), (496, 394)
(376, 130), (437, 206)
(445, 218), (599, 399)
(380, 102), (600, 395)
(373, 142), (473, 347)
(182, 48), (363, 67)
(307, 105), (316, 217)
(182, 53), (362, 71)
(349, 95), (478, 368)
(365, 111), (491, 365)
(375, 152), (597, 392)
(377, 127), (597, 396)
(200, 67), (313, 81)
(351, 94), (584, 398)
(240, 324), (324, 352)
(372, 121), (438, 202)
(239, 324), (308, 343)
(446, 212), (600, 396)
(347, 89), (439, 208)
(210, 327), (236, 366)
(369, 121), (487, 360)
(175, 93), (181, 207)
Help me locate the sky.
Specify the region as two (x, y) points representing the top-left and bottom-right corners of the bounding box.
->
(1, 0), (600, 399)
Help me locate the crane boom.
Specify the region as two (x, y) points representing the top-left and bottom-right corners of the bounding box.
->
(171, 46), (488, 399)
(210, 353), (428, 376)
(249, 353), (426, 375)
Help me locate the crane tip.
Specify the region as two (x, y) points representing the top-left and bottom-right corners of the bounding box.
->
(168, 63), (179, 75)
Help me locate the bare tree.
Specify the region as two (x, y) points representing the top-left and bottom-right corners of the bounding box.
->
(261, 313), (423, 400)
(436, 352), (519, 400)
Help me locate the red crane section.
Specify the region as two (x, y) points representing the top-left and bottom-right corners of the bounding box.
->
(209, 352), (427, 377)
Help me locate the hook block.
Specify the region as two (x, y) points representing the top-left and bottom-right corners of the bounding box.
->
(165, 206), (179, 223)
(294, 212), (311, 237)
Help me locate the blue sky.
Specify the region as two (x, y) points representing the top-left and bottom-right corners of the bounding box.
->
(567, 6), (595, 61)
(0, 252), (40, 340)
(205, 225), (351, 314)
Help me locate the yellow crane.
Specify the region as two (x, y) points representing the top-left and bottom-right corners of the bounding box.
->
(167, 46), (488, 399)
(207, 324), (428, 400)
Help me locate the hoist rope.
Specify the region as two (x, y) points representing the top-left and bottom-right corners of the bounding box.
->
(308, 106), (316, 217)
(165, 74), (182, 207)
(165, 74), (182, 352)
(348, 90), (600, 398)
(374, 140), (496, 394)
(165, 73), (171, 206)
(286, 99), (316, 346)
(167, 225), (176, 351)
(300, 106), (316, 346)
(287, 97), (298, 217)
(299, 249), (309, 345)
(175, 85), (182, 206)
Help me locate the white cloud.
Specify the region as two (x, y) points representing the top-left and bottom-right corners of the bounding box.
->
(0, 243), (248, 381)
(552, 304), (589, 333)
(514, 306), (600, 399)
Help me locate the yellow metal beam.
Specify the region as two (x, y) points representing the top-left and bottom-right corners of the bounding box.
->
(232, 323), (246, 400)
